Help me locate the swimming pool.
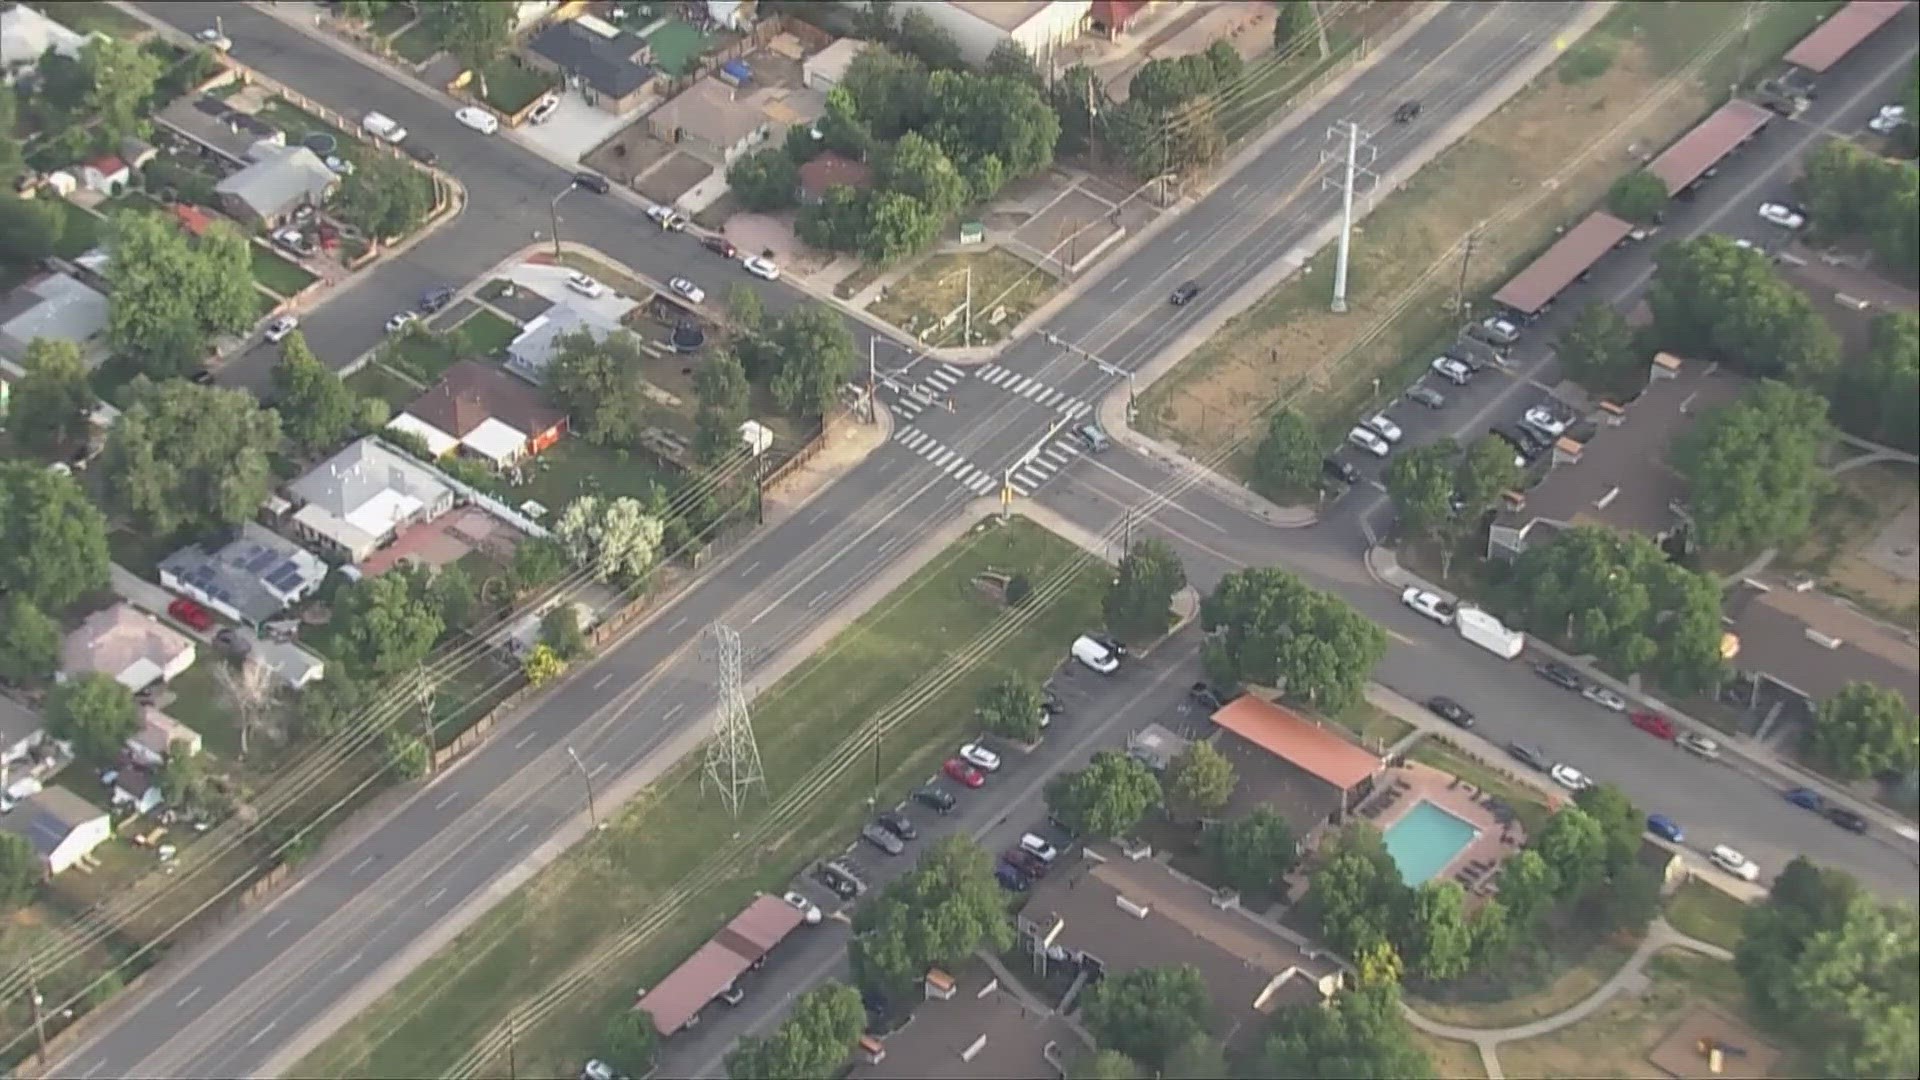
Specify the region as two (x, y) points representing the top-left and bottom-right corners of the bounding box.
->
(1383, 800), (1480, 885)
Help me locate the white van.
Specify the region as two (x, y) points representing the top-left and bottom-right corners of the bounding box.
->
(362, 111), (408, 144)
(1071, 635), (1119, 674)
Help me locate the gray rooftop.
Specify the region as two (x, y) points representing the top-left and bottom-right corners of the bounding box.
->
(528, 19), (653, 98)
(215, 144), (337, 219)
(505, 304), (627, 384)
(1725, 580), (1919, 710)
(157, 94), (284, 162)
(289, 438), (453, 524)
(0, 272), (109, 365)
(0, 693), (44, 753)
(159, 523), (327, 625)
(4, 785), (106, 860)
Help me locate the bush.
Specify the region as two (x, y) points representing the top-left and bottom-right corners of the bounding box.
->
(1004, 573), (1032, 605)
(1556, 40), (1615, 84)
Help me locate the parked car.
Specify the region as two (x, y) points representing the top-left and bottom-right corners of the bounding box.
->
(361, 110), (407, 144)
(668, 277), (706, 303)
(1430, 356), (1472, 385)
(1019, 832), (1059, 864)
(420, 285), (457, 313)
(1676, 732), (1720, 759)
(167, 597), (214, 632)
(1580, 685), (1627, 712)
(1629, 710), (1676, 740)
(742, 255), (780, 280)
(566, 271), (605, 298)
(1476, 315), (1522, 346)
(646, 204), (690, 231)
(702, 235), (738, 258)
(944, 758), (985, 788)
(1400, 587), (1456, 625)
(385, 310), (419, 334)
(1533, 661), (1583, 692)
(1347, 426), (1391, 458)
(528, 94), (561, 124)
(913, 785), (957, 813)
(1867, 103), (1908, 135)
(718, 984), (746, 1006)
(995, 861), (1031, 891)
(1364, 413), (1403, 444)
(861, 821), (906, 856)
(1405, 384), (1447, 409)
(960, 743), (1001, 772)
(1709, 844), (1759, 882)
(453, 106), (499, 135)
(1189, 682), (1227, 713)
(1522, 406), (1568, 439)
(818, 859), (865, 899)
(572, 171), (611, 194)
(1426, 696), (1474, 728)
(1645, 813), (1684, 843)
(1071, 634), (1120, 674)
(1321, 456), (1360, 486)
(263, 315), (298, 344)
(876, 811), (917, 841)
(1169, 280), (1201, 306)
(780, 890), (822, 924)
(1757, 201), (1805, 229)
(1549, 763), (1592, 792)
(1075, 423), (1111, 453)
(1003, 847), (1049, 878)
(1784, 786), (1823, 811)
(1506, 741), (1551, 771)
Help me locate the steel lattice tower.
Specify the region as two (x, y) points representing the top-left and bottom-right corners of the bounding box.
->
(702, 623), (766, 816)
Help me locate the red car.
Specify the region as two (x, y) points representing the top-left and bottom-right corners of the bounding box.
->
(167, 597), (214, 632)
(943, 758), (986, 789)
(1002, 848), (1049, 878)
(700, 234), (737, 258)
(1629, 710), (1676, 740)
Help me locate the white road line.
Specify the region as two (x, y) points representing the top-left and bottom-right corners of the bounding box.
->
(515, 728), (541, 750)
(1108, 276), (1129, 292)
(593, 671), (614, 689)
(1009, 480), (1032, 497)
(589, 761), (608, 779)
(246, 1021), (278, 1047)
(667, 615), (689, 632)
(1016, 468), (1048, 488)
(83, 1058), (111, 1080)
(741, 561), (761, 577)
(425, 887), (447, 906)
(1231, 183), (1249, 198)
(1043, 448), (1071, 464)
(1173, 229), (1190, 245)
(266, 918), (290, 939)
(176, 987), (202, 1009)
(507, 822), (532, 843)
(350, 855), (375, 876)
(877, 536), (901, 554)
(1168, 250), (1193, 271)
(807, 507), (830, 525)
(808, 588), (832, 609)
(1037, 388), (1064, 406)
(892, 425), (915, 441)
(955, 465), (981, 486)
(901, 429), (928, 451)
(939, 364), (963, 380)
(663, 702), (685, 721)
(1062, 400), (1090, 418)
(338, 950), (365, 974)
(435, 790), (461, 810)
(932, 448), (957, 468)
(943, 456), (969, 478)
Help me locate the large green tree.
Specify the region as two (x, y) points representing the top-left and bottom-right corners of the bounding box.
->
(1104, 538), (1185, 644)
(1572, 783), (1645, 877)
(328, 568), (445, 677)
(601, 1011), (658, 1077)
(0, 461), (111, 611)
(1557, 303), (1642, 395)
(1069, 1050), (1144, 1080)
(1250, 409), (1322, 501)
(544, 329), (652, 447)
(1402, 881), (1475, 983)
(553, 495), (665, 586)
(1492, 847), (1558, 930)
(80, 37), (165, 139)
(1795, 139), (1919, 272)
(273, 332), (358, 455)
(693, 351), (752, 466)
(1306, 823), (1411, 957)
(9, 338), (96, 453)
(1081, 964), (1212, 1072)
(47, 672), (140, 761)
(976, 674), (1045, 743)
(725, 982), (864, 1080)
(333, 152), (435, 239)
(741, 303), (856, 418)
(1531, 806), (1607, 902)
(1675, 380), (1832, 555)
(1648, 235), (1839, 385)
(1165, 740), (1236, 822)
(1044, 750), (1161, 839)
(1606, 170), (1669, 225)
(1200, 568), (1388, 712)
(0, 597), (62, 686)
(1831, 311), (1918, 452)
(0, 832), (40, 909)
(1202, 803), (1297, 895)
(104, 378), (282, 536)
(1805, 682), (1918, 781)
(849, 837), (1014, 998)
(106, 212), (259, 378)
(1384, 439), (1458, 540)
(1256, 983), (1434, 1079)
(1453, 435), (1523, 521)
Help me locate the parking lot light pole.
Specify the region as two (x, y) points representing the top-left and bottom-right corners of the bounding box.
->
(566, 745), (604, 832)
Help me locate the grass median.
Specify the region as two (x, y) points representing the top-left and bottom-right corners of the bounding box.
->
(1136, 0), (1839, 474)
(297, 516), (1108, 1079)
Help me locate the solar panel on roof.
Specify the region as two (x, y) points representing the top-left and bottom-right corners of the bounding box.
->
(266, 567), (302, 591)
(243, 547), (279, 573)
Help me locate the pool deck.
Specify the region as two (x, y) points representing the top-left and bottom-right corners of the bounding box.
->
(1355, 763), (1527, 900)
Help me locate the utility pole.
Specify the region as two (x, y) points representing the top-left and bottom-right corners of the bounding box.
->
(27, 954), (47, 1066)
(566, 745), (602, 831)
(867, 337), (878, 425)
(1733, 0), (1757, 95)
(549, 180), (577, 260)
(508, 1015), (518, 1080)
(1455, 224), (1483, 321)
(415, 663), (437, 775)
(963, 263), (973, 346)
(1320, 120), (1378, 313)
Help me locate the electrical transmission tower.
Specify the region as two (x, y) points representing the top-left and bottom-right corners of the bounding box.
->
(1320, 120), (1379, 313)
(702, 623), (766, 816)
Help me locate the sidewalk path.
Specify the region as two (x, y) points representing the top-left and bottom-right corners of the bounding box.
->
(1401, 917), (1737, 1080)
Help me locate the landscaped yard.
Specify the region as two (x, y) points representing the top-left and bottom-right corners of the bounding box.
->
(250, 243), (318, 297)
(161, 662), (246, 759)
(477, 60), (557, 115)
(1411, 933), (1639, 1030)
(294, 517), (1109, 1079)
(38, 1), (146, 37)
(507, 438), (676, 514)
(1328, 699), (1414, 751)
(258, 98), (363, 158)
(1409, 1031), (1486, 1080)
(1135, 0), (1840, 477)
(1664, 880), (1749, 953)
(49, 199), (103, 259)
(369, 2), (416, 36)
(389, 21), (443, 65)
(451, 309), (520, 357)
(347, 363), (427, 408)
(870, 248), (1060, 346)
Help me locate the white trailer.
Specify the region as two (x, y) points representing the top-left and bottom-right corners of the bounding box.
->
(1456, 606), (1524, 660)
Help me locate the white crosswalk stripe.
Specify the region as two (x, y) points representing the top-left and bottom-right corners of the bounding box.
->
(890, 426), (996, 495)
(976, 364), (1092, 420)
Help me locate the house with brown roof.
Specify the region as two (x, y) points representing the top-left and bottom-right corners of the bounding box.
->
(852, 963), (1087, 1079)
(1723, 577), (1920, 716)
(796, 150), (873, 204)
(647, 74), (825, 167)
(388, 360), (569, 469)
(1209, 694), (1384, 829)
(124, 707), (203, 768)
(61, 604), (197, 692)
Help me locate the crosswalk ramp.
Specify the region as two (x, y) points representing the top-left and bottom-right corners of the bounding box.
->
(1005, 434), (1082, 497)
(892, 425), (998, 496)
(976, 364), (1092, 419)
(886, 362), (968, 422)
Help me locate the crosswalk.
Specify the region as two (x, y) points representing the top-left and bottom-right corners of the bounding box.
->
(976, 364), (1093, 418)
(1004, 431), (1083, 497)
(892, 426), (999, 496)
(886, 362), (968, 422)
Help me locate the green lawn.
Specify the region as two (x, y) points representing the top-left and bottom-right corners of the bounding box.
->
(452, 309), (520, 356)
(295, 517), (1109, 1079)
(1327, 700), (1414, 752)
(642, 20), (712, 76)
(252, 288), (281, 320)
(477, 60), (556, 115)
(346, 364), (426, 409)
(1664, 880), (1749, 953)
(50, 199), (103, 259)
(162, 662), (246, 759)
(259, 98), (362, 156)
(379, 328), (460, 384)
(370, 3), (416, 36)
(390, 21), (443, 65)
(37, 1), (146, 37)
(250, 242), (318, 297)
(508, 438), (674, 513)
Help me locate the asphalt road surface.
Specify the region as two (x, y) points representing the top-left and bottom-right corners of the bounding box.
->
(48, 2), (1914, 1077)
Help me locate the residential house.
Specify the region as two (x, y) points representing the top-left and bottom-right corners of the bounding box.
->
(0, 785), (110, 876)
(124, 707), (202, 769)
(707, 0), (756, 31)
(286, 438), (457, 563)
(646, 75), (825, 167)
(802, 37), (866, 92)
(254, 638), (326, 691)
(1, 4), (93, 83)
(111, 760), (163, 817)
(526, 15), (655, 115)
(840, 1), (1091, 67)
(504, 303), (626, 384)
(851, 963), (1086, 1079)
(795, 150), (873, 205)
(117, 136), (158, 172)
(389, 360), (569, 468)
(80, 154), (130, 195)
(0, 694), (45, 768)
(1723, 578), (1920, 716)
(62, 604), (197, 693)
(214, 144), (339, 227)
(0, 271), (111, 369)
(158, 524), (329, 628)
(1487, 355), (1746, 561)
(157, 94), (282, 164)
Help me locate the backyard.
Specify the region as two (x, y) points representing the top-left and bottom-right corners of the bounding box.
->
(389, 21), (443, 66)
(870, 248), (1061, 347)
(477, 60), (557, 115)
(506, 438), (677, 514)
(294, 517), (1109, 1079)
(1135, 0), (1841, 478)
(250, 243), (318, 297)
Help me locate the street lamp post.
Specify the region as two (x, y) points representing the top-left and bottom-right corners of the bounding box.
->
(566, 745), (603, 832)
(549, 181), (577, 260)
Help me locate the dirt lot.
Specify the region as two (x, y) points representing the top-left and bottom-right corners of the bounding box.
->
(1137, 1), (1838, 469)
(869, 248), (1060, 346)
(635, 150), (714, 205)
(581, 124), (676, 187)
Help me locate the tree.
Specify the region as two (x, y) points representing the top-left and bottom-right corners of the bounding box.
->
(329, 570), (445, 677)
(1161, 1033), (1228, 1080)
(976, 674), (1045, 743)
(212, 654), (276, 760)
(1402, 881), (1474, 982)
(273, 332), (358, 454)
(1492, 848), (1558, 929)
(856, 189), (941, 265)
(104, 378), (283, 536)
(1069, 1050), (1145, 1080)
(106, 212), (259, 377)
(1080, 964), (1211, 1071)
(0, 833), (39, 910)
(428, 0), (512, 88)
(1256, 984), (1435, 1079)
(46, 673), (139, 761)
(763, 303), (857, 417)
(1584, 861), (1663, 934)
(1306, 823), (1410, 957)
(1831, 311), (1918, 452)
(10, 338), (96, 453)
(1648, 235), (1840, 384)
(883, 131), (968, 220)
(540, 604), (589, 661)
(554, 495), (665, 586)
(1203, 804), (1297, 895)
(849, 837), (1014, 997)
(984, 40), (1041, 85)
(1806, 681), (1918, 781)
(1795, 139), (1919, 271)
(295, 672), (367, 742)
(1044, 750), (1161, 839)
(1675, 380), (1833, 555)
(1354, 939), (1404, 989)
(384, 730), (431, 780)
(1572, 783), (1644, 877)
(157, 744), (218, 818)
(726, 982), (864, 1080)
(693, 351), (752, 466)
(523, 642), (566, 686)
(0, 597), (61, 686)
(0, 462), (111, 611)
(602, 1010), (658, 1076)
(1450, 435), (1523, 573)
(1165, 740), (1236, 822)
(333, 152), (435, 239)
(1273, 0), (1317, 52)
(1557, 303), (1642, 395)
(1200, 568), (1388, 713)
(511, 536), (570, 593)
(1605, 171), (1669, 226)
(726, 147), (801, 211)
(1531, 805), (1607, 901)
(1384, 439), (1457, 540)
(0, 195), (65, 266)
(0, 89), (21, 188)
(895, 8), (964, 70)
(545, 329), (651, 446)
(80, 37), (164, 139)
(1103, 538), (1185, 644)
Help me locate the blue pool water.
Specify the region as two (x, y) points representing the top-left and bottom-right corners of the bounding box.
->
(1383, 801), (1480, 885)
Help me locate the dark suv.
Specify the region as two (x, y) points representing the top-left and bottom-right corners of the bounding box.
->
(1322, 456), (1360, 486)
(1533, 661), (1583, 692)
(420, 286), (457, 313)
(572, 171), (611, 194)
(1506, 742), (1551, 772)
(913, 786), (956, 814)
(1169, 280), (1201, 306)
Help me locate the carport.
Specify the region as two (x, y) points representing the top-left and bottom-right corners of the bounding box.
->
(637, 893), (805, 1036)
(1647, 99), (1773, 196)
(1491, 211), (1634, 318)
(1783, 0), (1906, 75)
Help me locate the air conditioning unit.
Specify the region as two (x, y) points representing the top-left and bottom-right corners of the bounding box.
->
(1804, 628), (1843, 650)
(1114, 895), (1149, 919)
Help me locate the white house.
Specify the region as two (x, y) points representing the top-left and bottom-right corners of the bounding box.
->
(1, 5), (94, 83)
(1, 785), (110, 876)
(79, 153), (131, 194)
(842, 1), (1090, 67)
(286, 438), (457, 562)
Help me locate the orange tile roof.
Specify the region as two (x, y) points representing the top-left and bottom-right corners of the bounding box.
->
(172, 204), (217, 237)
(1211, 696), (1381, 791)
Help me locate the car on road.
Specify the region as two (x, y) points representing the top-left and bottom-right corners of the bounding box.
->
(943, 758), (985, 788)
(1019, 832), (1060, 864)
(876, 810), (917, 841)
(566, 271), (605, 298)
(572, 171), (611, 194)
(1169, 280), (1201, 306)
(1406, 384), (1446, 409)
(1826, 806), (1869, 834)
(1475, 315), (1522, 347)
(1393, 100), (1421, 123)
(913, 786), (956, 814)
(1757, 201), (1805, 229)
(1645, 813), (1684, 843)
(646, 204), (690, 231)
(861, 821), (906, 855)
(168, 597), (215, 632)
(263, 315), (298, 344)
(743, 254), (780, 280)
(1430, 356), (1472, 385)
(780, 890), (822, 924)
(995, 861), (1031, 891)
(454, 106), (499, 135)
(1549, 763), (1592, 792)
(702, 235), (738, 258)
(668, 277), (705, 303)
(1321, 455), (1360, 486)
(197, 26), (232, 51)
(960, 743), (1001, 772)
(1426, 696), (1474, 728)
(385, 310), (419, 334)
(1074, 423), (1112, 453)
(1581, 685), (1626, 712)
(1676, 732), (1720, 760)
(1709, 844), (1760, 882)
(361, 110), (407, 144)
(1189, 682), (1227, 713)
(1629, 710), (1676, 740)
(1401, 587), (1456, 625)
(1506, 741), (1551, 772)
(1364, 413), (1403, 444)
(528, 94), (561, 125)
(1868, 103), (1908, 135)
(421, 285), (457, 313)
(1003, 848), (1049, 878)
(1533, 661), (1583, 692)
(1784, 786), (1823, 811)
(1347, 426), (1391, 458)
